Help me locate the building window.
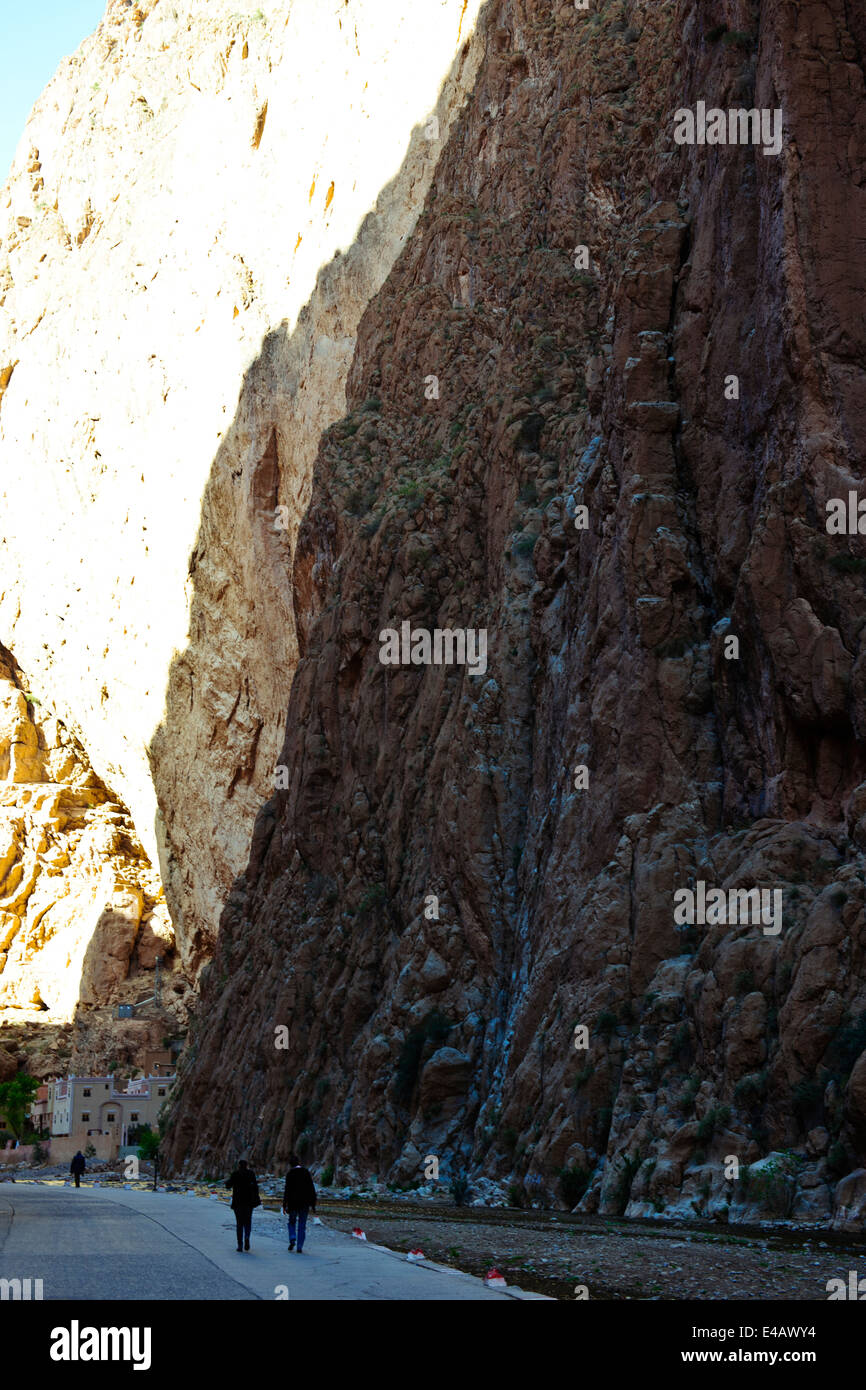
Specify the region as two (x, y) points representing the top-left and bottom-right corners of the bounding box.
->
(82, 1088), (91, 1097)
(130, 1112), (139, 1121)
(106, 1114), (116, 1122)
(158, 1088), (166, 1097)
(81, 1112), (90, 1122)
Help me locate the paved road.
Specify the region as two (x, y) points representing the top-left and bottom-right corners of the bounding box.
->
(0, 1183), (546, 1300)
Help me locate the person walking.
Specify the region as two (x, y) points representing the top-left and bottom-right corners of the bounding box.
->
(70, 1151), (86, 1188)
(282, 1153), (317, 1253)
(225, 1158), (260, 1252)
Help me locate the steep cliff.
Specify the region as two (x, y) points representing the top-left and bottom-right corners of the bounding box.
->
(3, 0), (865, 1221)
(0, 0), (486, 973)
(164, 0), (866, 1223)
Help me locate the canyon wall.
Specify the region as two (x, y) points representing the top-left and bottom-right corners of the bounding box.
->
(2, 0), (865, 1221)
(0, 0), (487, 975)
(0, 641), (187, 1078)
(164, 0), (866, 1222)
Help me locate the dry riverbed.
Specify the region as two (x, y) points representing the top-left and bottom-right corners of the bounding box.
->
(313, 1202), (866, 1301)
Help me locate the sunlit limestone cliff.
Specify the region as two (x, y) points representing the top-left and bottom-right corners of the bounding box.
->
(0, 642), (188, 1076)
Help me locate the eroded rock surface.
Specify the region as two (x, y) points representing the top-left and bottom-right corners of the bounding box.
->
(1, 0), (864, 1223)
(0, 642), (191, 1075)
(164, 0), (866, 1225)
(0, 0), (487, 972)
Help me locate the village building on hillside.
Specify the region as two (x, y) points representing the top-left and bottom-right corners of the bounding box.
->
(28, 1049), (176, 1162)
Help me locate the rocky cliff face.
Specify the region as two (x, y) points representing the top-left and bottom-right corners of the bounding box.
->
(0, 641), (189, 1078)
(0, 0), (486, 974)
(163, 0), (866, 1223)
(3, 0), (866, 1222)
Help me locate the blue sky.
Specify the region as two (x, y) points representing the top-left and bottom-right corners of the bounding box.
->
(1, 1), (107, 182)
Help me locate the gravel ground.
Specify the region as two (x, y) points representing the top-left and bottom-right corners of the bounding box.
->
(314, 1203), (866, 1301)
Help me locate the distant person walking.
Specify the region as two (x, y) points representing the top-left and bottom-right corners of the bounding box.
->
(70, 1151), (86, 1188)
(225, 1159), (260, 1252)
(282, 1153), (317, 1253)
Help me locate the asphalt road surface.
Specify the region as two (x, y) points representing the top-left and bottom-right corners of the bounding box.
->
(0, 1182), (546, 1300)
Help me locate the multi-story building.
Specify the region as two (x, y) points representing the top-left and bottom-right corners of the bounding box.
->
(41, 1071), (175, 1158)
(30, 1085), (50, 1136)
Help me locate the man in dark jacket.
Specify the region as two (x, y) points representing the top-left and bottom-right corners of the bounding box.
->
(282, 1153), (317, 1253)
(225, 1159), (260, 1252)
(70, 1151), (86, 1188)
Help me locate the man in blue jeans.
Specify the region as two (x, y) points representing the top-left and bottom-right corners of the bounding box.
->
(282, 1153), (317, 1252)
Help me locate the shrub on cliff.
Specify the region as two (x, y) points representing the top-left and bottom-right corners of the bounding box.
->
(696, 1104), (730, 1143)
(613, 1154), (643, 1216)
(733, 1070), (767, 1109)
(742, 1152), (803, 1217)
(679, 1077), (700, 1115)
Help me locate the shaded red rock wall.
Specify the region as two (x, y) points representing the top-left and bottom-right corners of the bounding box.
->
(165, 0), (866, 1218)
